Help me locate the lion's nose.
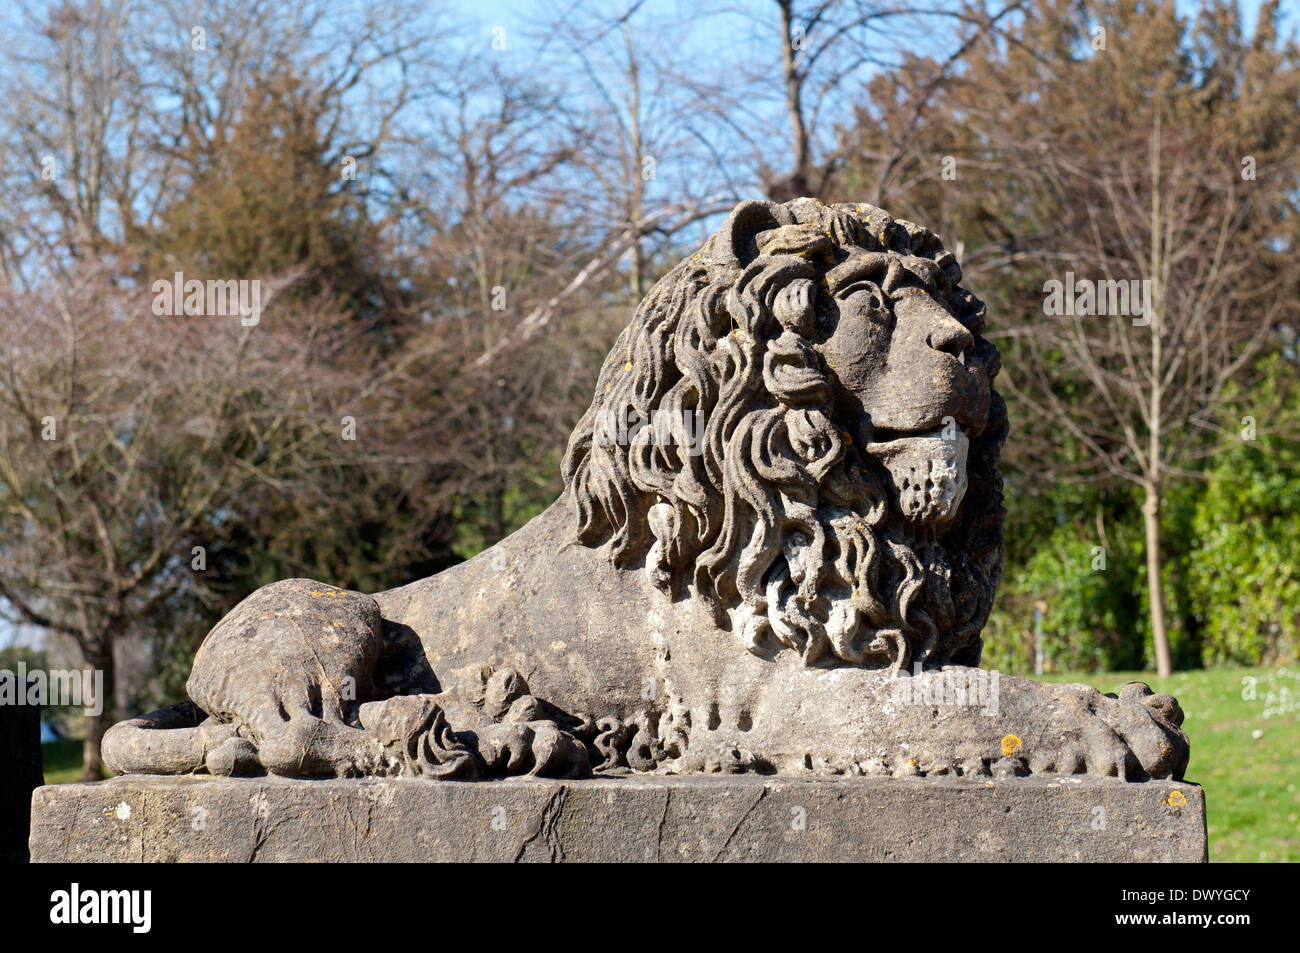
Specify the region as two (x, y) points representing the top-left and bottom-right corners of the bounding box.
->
(926, 313), (974, 359)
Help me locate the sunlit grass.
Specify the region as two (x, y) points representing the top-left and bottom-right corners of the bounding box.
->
(41, 738), (105, 785)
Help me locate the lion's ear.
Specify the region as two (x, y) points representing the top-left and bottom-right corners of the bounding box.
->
(714, 200), (795, 267)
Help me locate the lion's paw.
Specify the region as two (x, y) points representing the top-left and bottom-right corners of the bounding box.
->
(1098, 681), (1188, 780)
(1036, 680), (1189, 781)
(474, 719), (592, 779)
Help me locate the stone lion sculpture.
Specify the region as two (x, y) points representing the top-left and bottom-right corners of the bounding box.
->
(105, 198), (1189, 782)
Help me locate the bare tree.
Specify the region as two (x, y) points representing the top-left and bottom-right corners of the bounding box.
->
(461, 1), (744, 364)
(0, 266), (380, 775)
(937, 2), (1300, 675)
(754, 0), (1023, 200)
(1004, 115), (1285, 675)
(0, 0), (454, 286)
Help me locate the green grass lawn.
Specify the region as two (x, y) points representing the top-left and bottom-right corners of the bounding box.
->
(1040, 666), (1299, 863)
(41, 738), (100, 785)
(39, 666), (1296, 862)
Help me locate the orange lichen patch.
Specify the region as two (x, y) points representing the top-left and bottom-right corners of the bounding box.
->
(1001, 734), (1022, 757)
(1163, 790), (1187, 808)
(623, 362), (632, 371)
(308, 590), (339, 598)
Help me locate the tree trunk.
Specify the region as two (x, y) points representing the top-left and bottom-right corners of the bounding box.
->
(80, 646), (115, 781)
(777, 0), (810, 186)
(485, 482), (506, 548)
(1143, 112), (1171, 680)
(81, 713), (107, 782)
(623, 20), (645, 300)
(1142, 482), (1172, 678)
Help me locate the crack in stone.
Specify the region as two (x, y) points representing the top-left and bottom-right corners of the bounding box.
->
(711, 786), (767, 862)
(244, 791), (294, 863)
(654, 788), (672, 861)
(512, 786), (567, 863)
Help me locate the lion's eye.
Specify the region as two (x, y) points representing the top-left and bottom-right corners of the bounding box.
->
(836, 279), (886, 315)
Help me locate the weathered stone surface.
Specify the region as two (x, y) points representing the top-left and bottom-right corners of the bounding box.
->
(30, 774), (1207, 863)
(1, 675), (43, 859)
(97, 198), (1194, 789)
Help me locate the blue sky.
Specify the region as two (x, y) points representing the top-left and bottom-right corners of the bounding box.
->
(462, 0), (1282, 48)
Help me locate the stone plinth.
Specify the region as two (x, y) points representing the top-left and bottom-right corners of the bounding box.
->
(30, 774), (1207, 862)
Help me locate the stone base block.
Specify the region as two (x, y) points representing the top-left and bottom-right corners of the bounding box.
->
(29, 774), (1207, 862)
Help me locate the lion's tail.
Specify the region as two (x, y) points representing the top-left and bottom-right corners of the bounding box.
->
(101, 701), (233, 775)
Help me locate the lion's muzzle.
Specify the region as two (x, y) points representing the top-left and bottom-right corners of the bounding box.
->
(864, 429), (970, 526)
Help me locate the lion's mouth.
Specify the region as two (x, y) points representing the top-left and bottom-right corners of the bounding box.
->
(863, 426), (970, 526)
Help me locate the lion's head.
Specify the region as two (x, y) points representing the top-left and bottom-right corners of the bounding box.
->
(562, 198), (1006, 672)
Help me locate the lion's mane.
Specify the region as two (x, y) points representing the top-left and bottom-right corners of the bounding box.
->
(562, 198), (1006, 672)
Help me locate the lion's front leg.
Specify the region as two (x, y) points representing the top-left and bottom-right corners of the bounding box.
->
(105, 578), (592, 780)
(888, 671), (1189, 781)
(102, 579), (395, 778)
(664, 650), (1188, 780)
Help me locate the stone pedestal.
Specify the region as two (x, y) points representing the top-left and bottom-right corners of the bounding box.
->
(1, 675), (43, 860)
(30, 773), (1206, 862)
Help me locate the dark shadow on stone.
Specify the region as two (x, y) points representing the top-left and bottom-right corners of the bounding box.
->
(374, 620), (441, 697)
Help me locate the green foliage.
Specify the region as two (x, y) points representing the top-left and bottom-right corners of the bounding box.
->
(1177, 357), (1300, 666)
(146, 69), (392, 325)
(451, 446), (562, 561)
(984, 482), (1148, 674)
(984, 352), (1300, 675)
(41, 738), (98, 786)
